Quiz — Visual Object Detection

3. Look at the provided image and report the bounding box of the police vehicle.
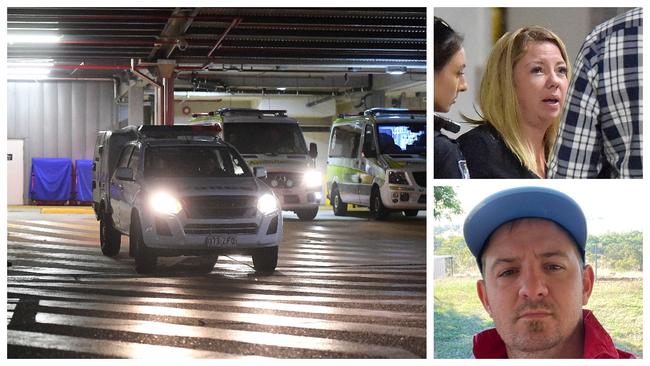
[94,125,282,274]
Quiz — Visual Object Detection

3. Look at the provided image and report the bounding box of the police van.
[92,126,139,219]
[326,108,426,220]
[190,108,322,221]
[93,125,282,274]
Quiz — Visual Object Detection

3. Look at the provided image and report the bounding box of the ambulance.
[326,108,426,220]
[190,108,321,220]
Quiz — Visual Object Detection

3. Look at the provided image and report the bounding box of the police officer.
[434,16,469,179]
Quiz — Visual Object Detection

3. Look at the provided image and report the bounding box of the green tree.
[434,186,462,220]
[586,231,642,272]
[434,235,476,274]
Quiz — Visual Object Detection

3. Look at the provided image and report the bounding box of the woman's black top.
[457,124,538,179]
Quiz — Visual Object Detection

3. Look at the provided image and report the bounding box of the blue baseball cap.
[463,186,587,271]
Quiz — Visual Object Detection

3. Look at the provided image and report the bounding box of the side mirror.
[254,167,267,179]
[115,167,134,181]
[309,142,318,159]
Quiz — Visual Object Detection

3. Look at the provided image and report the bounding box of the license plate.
[205,235,237,249]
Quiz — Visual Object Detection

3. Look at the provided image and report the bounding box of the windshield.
[144,146,251,178]
[376,123,426,155]
[224,123,308,155]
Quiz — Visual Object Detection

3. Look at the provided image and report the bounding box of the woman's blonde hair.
[474,26,570,175]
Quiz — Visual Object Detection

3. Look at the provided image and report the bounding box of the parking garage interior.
[6,8,427,358]
[6,7,426,204]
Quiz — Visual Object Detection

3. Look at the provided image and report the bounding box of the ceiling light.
[8,62,53,80]
[223,65,240,73]
[8,61,54,68]
[386,66,407,75]
[8,75,49,81]
[276,87,286,91]
[7,34,63,44]
[8,67,52,75]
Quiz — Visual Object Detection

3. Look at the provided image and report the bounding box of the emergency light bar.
[337,108,426,119]
[138,125,222,138]
[217,108,287,117]
[364,108,426,117]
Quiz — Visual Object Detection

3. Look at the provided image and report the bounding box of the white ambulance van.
[190,108,322,221]
[326,108,426,220]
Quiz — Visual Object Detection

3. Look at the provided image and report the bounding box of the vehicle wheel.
[403,210,419,217]
[99,214,121,257]
[370,186,390,221]
[296,207,318,221]
[131,215,157,274]
[252,246,278,273]
[331,185,347,216]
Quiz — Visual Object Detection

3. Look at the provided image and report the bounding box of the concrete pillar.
[128,85,144,125]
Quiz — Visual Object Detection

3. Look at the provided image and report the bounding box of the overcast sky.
[438,181,646,235]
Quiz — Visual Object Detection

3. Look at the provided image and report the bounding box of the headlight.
[388,171,408,185]
[303,170,322,188]
[149,191,182,215]
[257,193,278,215]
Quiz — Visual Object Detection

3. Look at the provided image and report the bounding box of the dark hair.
[434,16,464,72]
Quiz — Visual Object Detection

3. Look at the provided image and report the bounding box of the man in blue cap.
[463,186,634,359]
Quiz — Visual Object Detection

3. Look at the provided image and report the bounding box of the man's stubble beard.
[528,320,544,332]
[504,300,563,355]
[510,320,563,354]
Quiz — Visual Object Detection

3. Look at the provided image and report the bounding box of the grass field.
[434,277,643,359]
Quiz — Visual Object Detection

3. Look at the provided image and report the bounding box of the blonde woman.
[458,26,570,178]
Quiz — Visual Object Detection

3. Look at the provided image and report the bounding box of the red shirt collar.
[473,309,635,358]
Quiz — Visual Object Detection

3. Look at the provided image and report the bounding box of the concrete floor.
[7,206,427,358]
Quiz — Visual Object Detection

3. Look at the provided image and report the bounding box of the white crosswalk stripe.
[8,299,20,325]
[8,330,253,358]
[8,215,426,358]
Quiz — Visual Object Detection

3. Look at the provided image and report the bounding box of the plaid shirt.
[548,8,643,178]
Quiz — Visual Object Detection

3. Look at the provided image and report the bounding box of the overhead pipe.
[305,94,336,107]
[175,85,371,99]
[51,64,132,70]
[305,74,372,107]
[136,59,158,67]
[205,17,243,61]
[130,59,161,90]
[131,58,162,125]
[162,8,199,59]
[130,58,182,126]
[13,13,395,23]
[57,39,173,46]
[162,77,175,126]
[157,60,177,126]
[46,63,425,75]
[179,66,425,75]
[33,14,195,22]
[45,63,146,101]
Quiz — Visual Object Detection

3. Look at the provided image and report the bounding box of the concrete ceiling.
[8,7,426,98]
